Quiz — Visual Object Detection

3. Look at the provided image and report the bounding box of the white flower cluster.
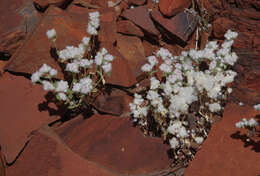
[95,48,114,73]
[31,11,115,109]
[31,64,57,83]
[254,104,260,111]
[87,11,100,36]
[31,63,70,101]
[235,118,258,128]
[130,30,238,161]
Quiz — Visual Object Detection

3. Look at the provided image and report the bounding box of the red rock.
[142,39,159,57]
[121,6,160,36]
[151,10,199,42]
[55,114,180,175]
[159,0,191,17]
[92,89,132,116]
[33,0,71,10]
[128,0,147,6]
[0,0,40,56]
[98,8,117,44]
[117,20,144,37]
[0,73,60,163]
[5,7,91,79]
[116,34,147,78]
[185,103,260,176]
[100,42,136,87]
[0,61,8,76]
[6,125,115,176]
[212,17,236,39]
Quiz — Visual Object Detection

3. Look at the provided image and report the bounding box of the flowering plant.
[129,30,239,164]
[31,11,115,111]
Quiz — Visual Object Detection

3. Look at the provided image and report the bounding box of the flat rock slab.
[5,6,91,79]
[121,6,160,36]
[116,34,147,78]
[159,0,191,17]
[6,125,115,176]
[55,115,179,175]
[0,73,60,163]
[151,10,199,42]
[0,0,40,56]
[117,20,144,37]
[185,103,260,176]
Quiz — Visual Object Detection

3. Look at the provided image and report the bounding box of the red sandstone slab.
[185,103,260,176]
[117,20,144,37]
[55,114,180,175]
[6,125,115,176]
[121,6,160,36]
[116,34,147,78]
[0,73,60,163]
[151,10,199,42]
[159,0,191,17]
[0,0,40,56]
[5,7,91,79]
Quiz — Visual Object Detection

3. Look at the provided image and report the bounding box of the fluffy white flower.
[31,71,42,83]
[156,48,172,60]
[169,137,179,149]
[159,63,172,73]
[254,104,260,110]
[248,118,258,127]
[82,36,90,46]
[49,69,58,76]
[58,92,67,101]
[141,63,153,72]
[208,102,221,112]
[102,62,112,73]
[56,80,69,93]
[150,77,160,89]
[167,121,189,138]
[194,137,204,144]
[87,25,98,35]
[206,41,218,50]
[79,77,93,94]
[224,30,238,40]
[95,52,103,65]
[65,62,79,73]
[79,59,93,68]
[46,29,56,40]
[147,56,158,66]
[72,83,81,92]
[42,81,55,91]
[39,64,51,74]
[104,54,114,62]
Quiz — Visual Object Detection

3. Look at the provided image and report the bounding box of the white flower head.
[82,36,90,46]
[56,80,69,93]
[150,77,160,90]
[65,62,79,73]
[49,69,58,77]
[31,71,42,83]
[141,63,153,72]
[46,29,56,40]
[102,62,112,73]
[58,92,67,101]
[104,54,114,62]
[194,137,204,144]
[254,104,260,111]
[147,56,158,66]
[42,81,55,91]
[39,64,51,74]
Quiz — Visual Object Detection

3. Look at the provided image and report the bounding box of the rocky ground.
[0,0,259,175]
